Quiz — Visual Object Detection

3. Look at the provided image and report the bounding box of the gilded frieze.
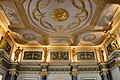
[50,51,69,60]
[77,52,95,60]
[23,51,42,60]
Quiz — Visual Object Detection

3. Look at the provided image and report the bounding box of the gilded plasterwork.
[24,0,93,33]
[51,8,69,22]
[56,0,66,3]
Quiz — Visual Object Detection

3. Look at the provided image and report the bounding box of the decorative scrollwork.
[56,0,66,3]
[27,0,92,32]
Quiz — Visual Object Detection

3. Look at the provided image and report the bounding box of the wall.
[0,67,7,80]
[78,73,101,80]
[47,74,71,80]
[17,73,41,80]
[0,75,2,80]
[111,67,120,80]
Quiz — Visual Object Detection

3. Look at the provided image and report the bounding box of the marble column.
[71,72,78,80]
[42,76,47,80]
[5,70,18,80]
[100,69,112,80]
[40,63,49,80]
[99,63,112,80]
[40,72,48,80]
[71,62,78,80]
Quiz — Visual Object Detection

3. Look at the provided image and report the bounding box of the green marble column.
[99,63,112,80]
[40,63,49,80]
[40,72,48,80]
[5,70,18,80]
[71,71,78,80]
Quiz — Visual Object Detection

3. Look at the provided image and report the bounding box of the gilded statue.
[110,33,116,40]
[14,47,23,62]
[43,47,48,62]
[97,48,104,63]
[72,48,76,62]
[0,31,9,49]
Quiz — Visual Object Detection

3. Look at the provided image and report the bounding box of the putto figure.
[14,47,23,62]
[43,47,48,62]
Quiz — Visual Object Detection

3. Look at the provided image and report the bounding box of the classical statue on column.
[110,33,116,40]
[14,47,23,62]
[72,48,76,62]
[43,47,48,62]
[97,48,104,63]
[110,34,119,49]
[0,31,9,49]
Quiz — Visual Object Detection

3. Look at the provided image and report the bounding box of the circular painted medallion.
[83,34,96,42]
[23,33,36,41]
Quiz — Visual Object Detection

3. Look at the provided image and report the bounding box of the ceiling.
[0,0,120,46]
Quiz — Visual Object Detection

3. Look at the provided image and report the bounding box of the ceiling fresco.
[0,0,120,46]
